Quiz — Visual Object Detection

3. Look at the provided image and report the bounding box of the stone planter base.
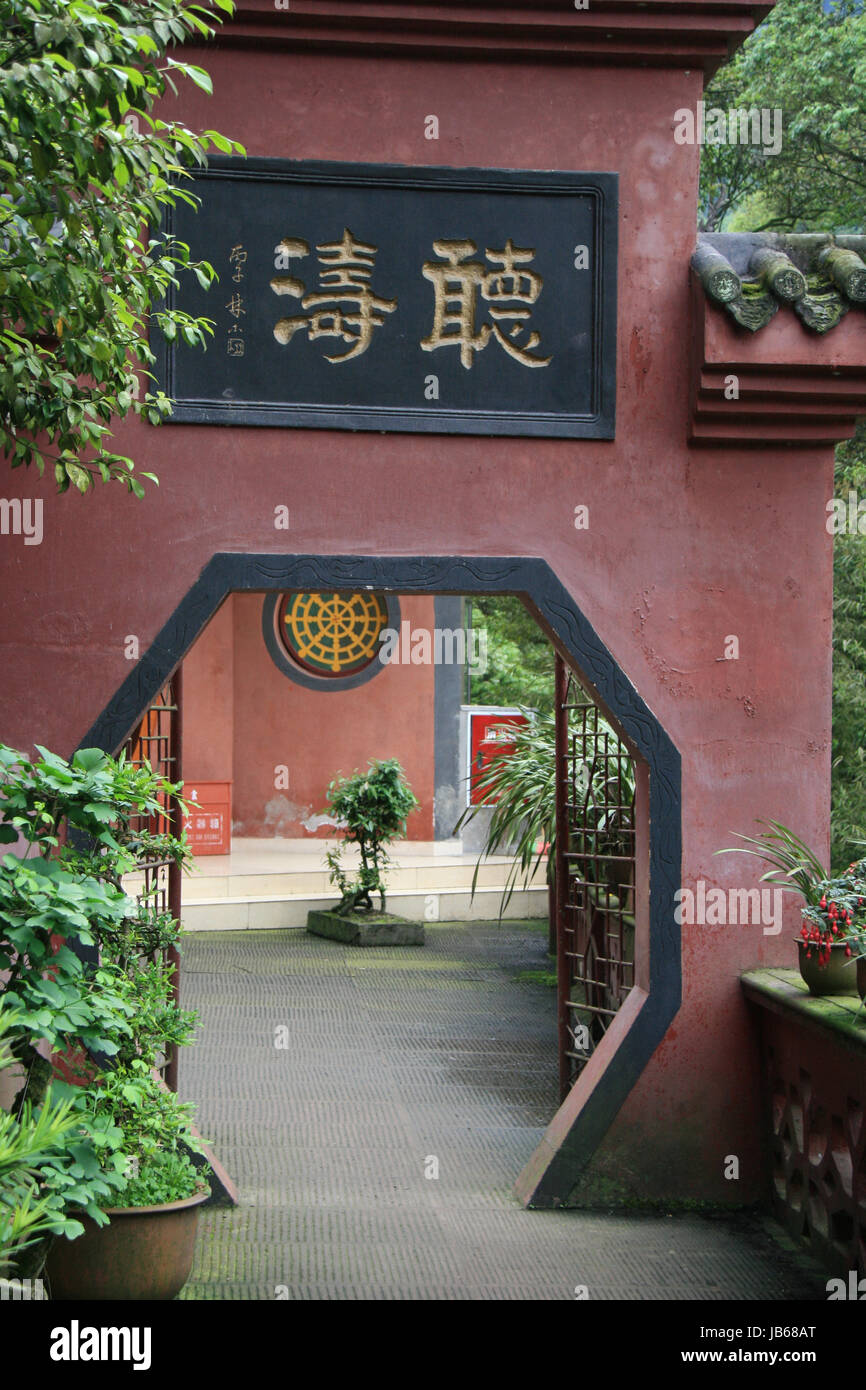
[307,908,425,946]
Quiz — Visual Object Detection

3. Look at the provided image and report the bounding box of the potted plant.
[45,1061,210,1301]
[0,741,211,1298]
[797,871,866,995]
[307,758,423,945]
[44,892,211,1300]
[717,820,862,995]
[0,745,146,1279]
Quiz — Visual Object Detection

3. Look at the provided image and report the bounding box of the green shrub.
[116,1144,201,1209]
[323,759,419,914]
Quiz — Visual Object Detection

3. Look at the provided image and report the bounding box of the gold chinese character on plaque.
[421,238,551,369]
[229,244,247,283]
[270,229,396,363]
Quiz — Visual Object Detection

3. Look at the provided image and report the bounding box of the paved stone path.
[178,922,825,1300]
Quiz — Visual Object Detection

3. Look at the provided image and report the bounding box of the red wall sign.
[468,711,529,806]
[183,781,232,856]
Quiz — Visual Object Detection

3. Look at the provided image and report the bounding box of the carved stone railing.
[742,968,866,1278]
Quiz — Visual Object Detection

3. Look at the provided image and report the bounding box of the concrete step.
[181,883,548,931]
[179,855,536,901]
[125,835,550,932]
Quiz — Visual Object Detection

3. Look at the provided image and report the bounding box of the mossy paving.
[178,923,827,1300]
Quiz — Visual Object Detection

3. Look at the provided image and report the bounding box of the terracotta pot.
[796,937,858,996]
[45,1186,208,1301]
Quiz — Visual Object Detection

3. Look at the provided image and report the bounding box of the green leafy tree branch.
[0,0,243,495]
[700,0,865,232]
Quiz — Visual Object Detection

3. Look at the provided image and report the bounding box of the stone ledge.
[741,967,866,1058]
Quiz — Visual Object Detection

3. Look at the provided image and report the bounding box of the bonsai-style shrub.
[323,759,419,914]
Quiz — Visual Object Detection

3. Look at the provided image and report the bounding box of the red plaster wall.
[0,47,839,1202]
[183,595,235,784]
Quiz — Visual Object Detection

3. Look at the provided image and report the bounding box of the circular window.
[262,591,399,691]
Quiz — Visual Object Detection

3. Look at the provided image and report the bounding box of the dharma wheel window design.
[262,590,399,692]
[281,591,388,675]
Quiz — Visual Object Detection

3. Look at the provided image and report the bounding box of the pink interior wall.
[183,595,235,785]
[184,591,435,838]
[0,48,838,1202]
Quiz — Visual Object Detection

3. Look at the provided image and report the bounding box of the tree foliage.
[700,4,866,868]
[469,596,556,714]
[831,422,866,870]
[0,0,242,495]
[700,0,865,231]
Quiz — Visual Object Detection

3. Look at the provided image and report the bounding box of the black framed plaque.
[154,157,617,439]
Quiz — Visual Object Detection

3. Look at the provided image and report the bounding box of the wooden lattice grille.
[555,656,636,1100]
[119,674,182,1089]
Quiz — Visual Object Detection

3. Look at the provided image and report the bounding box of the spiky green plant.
[0,1002,80,1276]
[455,712,557,917]
[715,820,828,904]
[454,707,636,920]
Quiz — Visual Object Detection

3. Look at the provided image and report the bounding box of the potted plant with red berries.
[797,871,863,996]
[717,821,861,995]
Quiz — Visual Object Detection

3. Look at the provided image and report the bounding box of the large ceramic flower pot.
[7,1233,53,1282]
[45,1187,209,1301]
[796,937,858,996]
